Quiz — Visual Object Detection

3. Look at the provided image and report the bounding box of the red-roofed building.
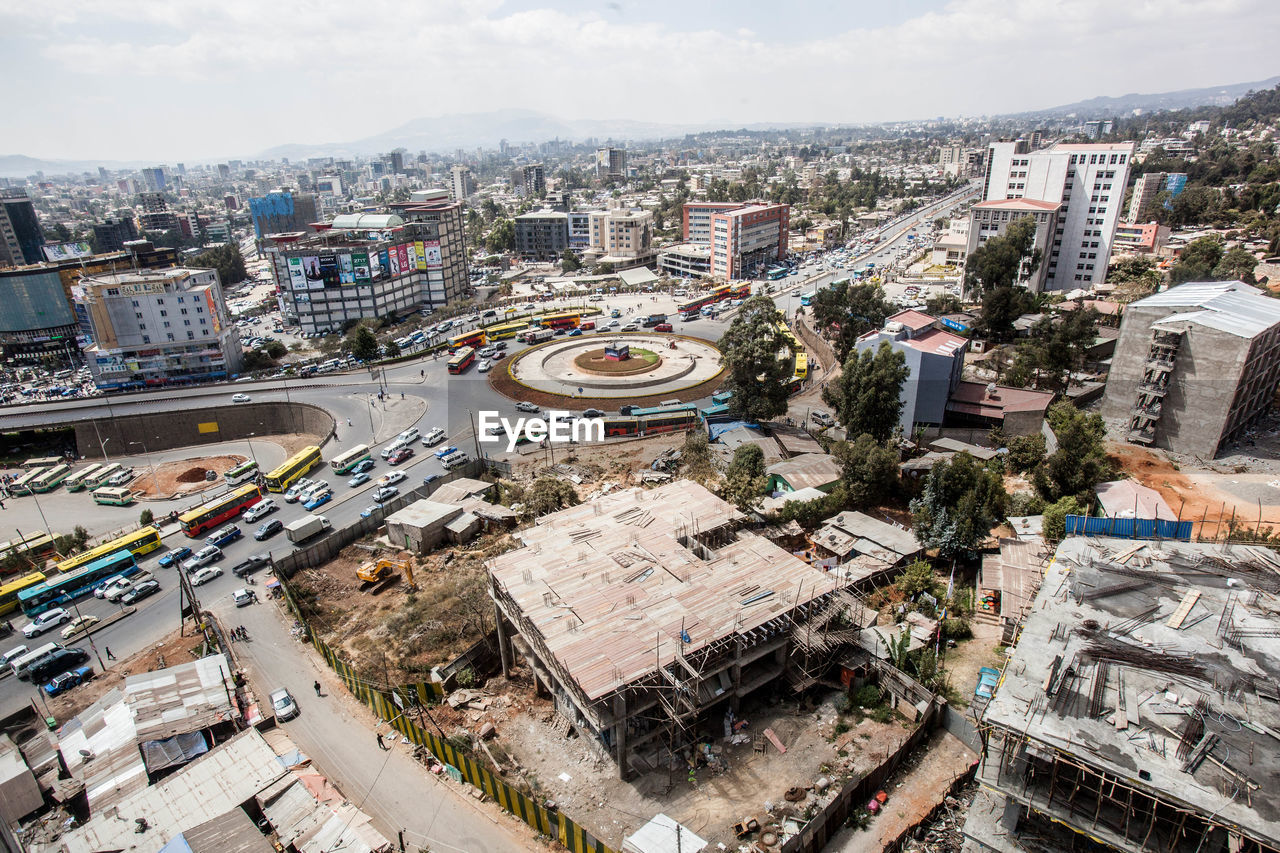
[966,198,1060,293]
[857,311,969,433]
[945,380,1054,436]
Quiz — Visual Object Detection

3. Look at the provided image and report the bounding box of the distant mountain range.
[1005,75,1280,119]
[3,75,1278,177]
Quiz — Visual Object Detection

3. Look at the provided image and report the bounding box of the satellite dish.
[986,382,998,397]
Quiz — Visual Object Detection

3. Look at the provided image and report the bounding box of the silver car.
[270,688,299,721]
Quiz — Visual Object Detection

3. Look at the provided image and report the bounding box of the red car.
[388,447,415,465]
[654,323,673,332]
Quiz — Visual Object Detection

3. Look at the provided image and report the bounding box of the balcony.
[1144,356,1177,373]
[1127,425,1156,445]
[1137,381,1169,398]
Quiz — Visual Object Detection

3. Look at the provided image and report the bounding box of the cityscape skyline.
[2,0,1278,162]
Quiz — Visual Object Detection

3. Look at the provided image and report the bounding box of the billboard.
[42,242,93,262]
[388,247,401,277]
[396,244,410,275]
[301,255,324,289]
[372,249,386,280]
[318,254,340,287]
[352,251,371,283]
[405,242,418,271]
[414,241,427,271]
[421,239,442,270]
[287,257,308,290]
[205,290,220,332]
[339,253,355,284]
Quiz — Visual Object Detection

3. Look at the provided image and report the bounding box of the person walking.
[376,732,388,751]
[105,647,116,661]
[313,680,322,697]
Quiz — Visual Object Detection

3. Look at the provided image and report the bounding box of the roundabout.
[497,333,725,404]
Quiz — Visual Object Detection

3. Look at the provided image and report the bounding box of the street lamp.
[128,439,157,485]
[245,433,260,468]
[58,589,106,670]
[28,492,55,544]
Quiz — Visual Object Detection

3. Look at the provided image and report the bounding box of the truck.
[286,514,332,544]
[524,328,554,344]
[641,314,667,328]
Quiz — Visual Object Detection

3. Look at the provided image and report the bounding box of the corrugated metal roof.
[126,654,238,742]
[824,511,922,559]
[1139,281,1280,339]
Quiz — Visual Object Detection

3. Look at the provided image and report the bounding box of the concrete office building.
[656,244,712,278]
[680,201,789,280]
[141,167,167,192]
[965,198,1060,292]
[586,207,655,268]
[487,481,839,779]
[0,191,46,268]
[595,146,627,181]
[92,218,139,253]
[266,207,468,335]
[855,309,968,433]
[513,210,569,261]
[1113,221,1170,254]
[77,267,242,389]
[965,536,1280,853]
[567,211,592,250]
[449,164,475,202]
[1101,281,1280,458]
[1124,171,1188,224]
[521,164,545,197]
[983,141,1135,290]
[248,191,320,239]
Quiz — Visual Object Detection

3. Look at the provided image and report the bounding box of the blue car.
[353,458,376,474]
[206,525,243,548]
[348,472,372,488]
[423,473,441,485]
[567,328,582,336]
[158,547,193,568]
[44,665,94,697]
[303,491,333,511]
[360,505,379,518]
[433,445,457,460]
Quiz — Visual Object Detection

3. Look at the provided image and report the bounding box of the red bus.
[178,484,263,538]
[677,283,751,315]
[447,329,485,352]
[448,346,476,374]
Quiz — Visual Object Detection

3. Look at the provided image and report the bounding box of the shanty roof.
[979,538,1047,620]
[947,380,1054,418]
[488,481,839,701]
[818,511,922,561]
[766,453,842,492]
[428,477,495,504]
[982,537,1280,848]
[125,654,238,743]
[1095,479,1177,521]
[58,688,147,812]
[1140,281,1280,339]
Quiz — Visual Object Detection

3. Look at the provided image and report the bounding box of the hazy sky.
[2,0,1277,162]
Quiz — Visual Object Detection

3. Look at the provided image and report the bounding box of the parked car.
[254,519,284,540]
[190,566,222,587]
[432,445,457,460]
[348,471,372,487]
[27,648,89,684]
[231,393,251,403]
[232,588,256,607]
[421,428,447,447]
[360,505,380,519]
[515,401,539,413]
[43,665,94,697]
[284,478,315,503]
[582,408,605,418]
[654,323,673,332]
[477,359,492,373]
[232,554,270,577]
[373,486,399,503]
[158,546,192,568]
[182,545,223,571]
[24,608,71,638]
[243,499,277,521]
[423,473,441,485]
[271,687,299,721]
[60,615,99,639]
[95,576,131,598]
[303,490,333,511]
[353,458,376,474]
[121,579,161,605]
[379,470,408,487]
[206,525,242,547]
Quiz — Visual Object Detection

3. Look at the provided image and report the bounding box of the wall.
[72,402,334,459]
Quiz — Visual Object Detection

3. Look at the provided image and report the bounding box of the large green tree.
[192,242,248,285]
[911,452,1008,558]
[1033,402,1113,503]
[1019,308,1100,392]
[717,295,794,422]
[1168,235,1224,284]
[963,216,1041,297]
[485,218,515,253]
[832,433,900,507]
[1213,246,1259,283]
[349,326,379,362]
[810,281,892,361]
[976,285,1036,343]
[822,342,909,443]
[722,444,768,512]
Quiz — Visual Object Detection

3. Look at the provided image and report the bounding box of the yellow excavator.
[356,556,415,591]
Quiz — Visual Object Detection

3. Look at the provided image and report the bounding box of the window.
[135,312,143,319]
[184,319,191,326]
[166,333,175,341]
[159,310,167,317]
[1119,155,1127,163]
[177,296,184,303]
[1075,274,1084,281]
[187,331,195,340]
[131,300,139,307]
[139,323,147,330]
[163,321,170,328]
[142,335,150,343]
[180,308,188,315]
[1110,154,1118,164]
[157,298,164,304]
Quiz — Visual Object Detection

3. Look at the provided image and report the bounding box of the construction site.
[966,536,1280,853]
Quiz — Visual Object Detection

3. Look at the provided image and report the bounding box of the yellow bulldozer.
[356,556,414,591]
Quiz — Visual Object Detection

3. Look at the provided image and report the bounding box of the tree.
[192,242,248,285]
[1042,495,1084,542]
[717,295,794,422]
[810,281,892,360]
[485,219,515,253]
[523,476,579,517]
[822,342,909,443]
[350,326,379,362]
[1005,433,1047,474]
[1108,256,1162,303]
[925,293,963,316]
[139,508,154,526]
[722,444,767,513]
[264,340,287,359]
[560,249,581,273]
[682,430,717,486]
[1213,246,1259,283]
[1033,402,1113,503]
[963,216,1041,297]
[976,284,1035,343]
[832,433,899,507]
[911,452,1008,558]
[382,340,401,359]
[1019,308,1099,391]
[1168,235,1224,284]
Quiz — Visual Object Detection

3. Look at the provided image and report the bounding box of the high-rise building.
[77,266,241,389]
[595,147,627,181]
[521,164,545,197]
[680,201,790,279]
[92,218,140,253]
[141,167,167,192]
[388,151,405,173]
[965,199,1061,293]
[1124,171,1188,224]
[514,211,569,261]
[982,141,1135,290]
[449,165,475,202]
[217,163,231,180]
[0,191,46,268]
[247,191,320,239]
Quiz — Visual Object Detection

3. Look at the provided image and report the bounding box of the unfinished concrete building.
[487,481,844,779]
[1100,281,1280,458]
[966,536,1280,853]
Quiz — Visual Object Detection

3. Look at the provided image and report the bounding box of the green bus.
[91,487,136,506]
[63,463,103,492]
[31,464,72,493]
[329,444,372,475]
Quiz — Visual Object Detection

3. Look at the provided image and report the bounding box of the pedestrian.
[106,646,116,660]
[376,732,388,751]
[314,680,322,697]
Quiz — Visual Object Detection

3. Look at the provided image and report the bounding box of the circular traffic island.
[491,333,726,407]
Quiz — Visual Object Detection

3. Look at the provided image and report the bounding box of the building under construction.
[966,536,1280,853]
[487,481,847,779]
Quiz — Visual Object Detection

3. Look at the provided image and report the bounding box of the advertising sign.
[421,239,443,270]
[339,253,355,284]
[205,290,221,332]
[352,251,371,283]
[371,250,385,280]
[42,242,93,262]
[396,244,410,275]
[287,257,307,290]
[405,242,418,271]
[388,248,400,277]
[301,256,324,289]
[318,254,340,287]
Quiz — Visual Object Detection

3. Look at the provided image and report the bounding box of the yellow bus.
[9,468,48,496]
[55,525,163,575]
[264,445,322,493]
[64,463,103,492]
[0,572,47,617]
[793,351,809,382]
[482,320,528,341]
[91,486,136,506]
[0,532,59,566]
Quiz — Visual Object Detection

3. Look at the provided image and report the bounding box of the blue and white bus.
[18,549,139,616]
[799,291,816,307]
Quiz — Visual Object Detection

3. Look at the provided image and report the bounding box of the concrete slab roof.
[386,499,462,529]
[982,537,1280,848]
[1095,479,1178,521]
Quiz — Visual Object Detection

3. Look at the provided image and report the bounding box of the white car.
[284,478,315,503]
[190,567,222,586]
[299,480,329,501]
[95,575,131,598]
[23,607,71,638]
[421,428,447,447]
[231,393,251,403]
[181,545,222,571]
[477,359,492,373]
[379,470,407,487]
[243,499,277,521]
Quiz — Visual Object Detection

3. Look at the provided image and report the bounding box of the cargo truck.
[286,514,332,544]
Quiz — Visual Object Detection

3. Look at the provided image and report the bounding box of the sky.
[1,0,1277,163]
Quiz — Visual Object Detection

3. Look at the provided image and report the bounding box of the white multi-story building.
[449,165,475,202]
[77,267,242,390]
[982,141,1135,290]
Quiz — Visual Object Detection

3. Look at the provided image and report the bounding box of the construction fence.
[1064,514,1193,541]
[268,465,617,853]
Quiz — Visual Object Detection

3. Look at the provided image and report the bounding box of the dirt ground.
[936,618,1004,711]
[479,671,919,850]
[131,454,247,500]
[42,626,209,723]
[505,431,687,482]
